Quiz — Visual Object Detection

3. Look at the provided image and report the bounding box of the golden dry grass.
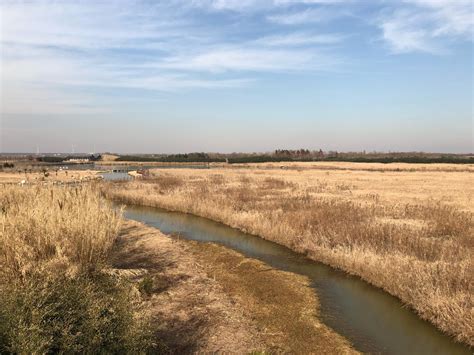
[0,185,121,278]
[102,163,474,346]
[0,169,100,185]
[0,185,151,353]
[210,161,474,173]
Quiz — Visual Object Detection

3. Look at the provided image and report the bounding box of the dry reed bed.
[210,161,474,173]
[0,185,150,353]
[102,167,473,346]
[0,185,121,277]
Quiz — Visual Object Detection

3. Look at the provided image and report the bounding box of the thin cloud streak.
[1,1,345,115]
[158,47,335,72]
[255,32,346,46]
[1,0,472,117]
[267,7,344,25]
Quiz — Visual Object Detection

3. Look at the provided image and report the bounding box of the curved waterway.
[122,204,470,354]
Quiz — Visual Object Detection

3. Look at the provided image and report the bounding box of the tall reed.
[0,185,150,353]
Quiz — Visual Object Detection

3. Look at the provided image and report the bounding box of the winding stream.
[122,204,470,354]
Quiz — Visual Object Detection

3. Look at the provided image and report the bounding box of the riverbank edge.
[114,219,356,353]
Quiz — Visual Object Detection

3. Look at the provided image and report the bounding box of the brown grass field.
[102,162,474,346]
[0,185,154,353]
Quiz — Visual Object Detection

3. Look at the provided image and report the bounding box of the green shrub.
[0,272,152,354]
[138,275,154,296]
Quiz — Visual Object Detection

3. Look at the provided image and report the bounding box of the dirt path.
[111,220,355,353]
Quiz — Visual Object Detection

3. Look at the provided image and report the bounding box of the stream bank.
[113,220,354,353]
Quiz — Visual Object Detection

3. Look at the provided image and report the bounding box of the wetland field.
[102,162,474,348]
[1,161,472,353]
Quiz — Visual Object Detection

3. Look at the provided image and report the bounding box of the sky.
[0,0,472,154]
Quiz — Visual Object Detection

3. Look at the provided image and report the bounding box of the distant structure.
[66,158,90,163]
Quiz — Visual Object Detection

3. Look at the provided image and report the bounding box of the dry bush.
[335,182,352,191]
[143,174,184,192]
[414,204,471,241]
[305,180,329,193]
[238,174,251,184]
[261,177,295,190]
[209,174,226,185]
[224,187,251,210]
[0,185,152,353]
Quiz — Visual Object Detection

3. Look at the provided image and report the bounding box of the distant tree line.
[116,153,226,163]
[115,150,473,164]
[33,151,474,165]
[37,154,102,163]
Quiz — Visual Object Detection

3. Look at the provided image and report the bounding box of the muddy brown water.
[122,204,471,355]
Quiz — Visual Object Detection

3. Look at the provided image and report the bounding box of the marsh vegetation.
[2,161,472,352]
[102,163,473,346]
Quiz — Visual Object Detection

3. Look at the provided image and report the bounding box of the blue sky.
[1,0,472,153]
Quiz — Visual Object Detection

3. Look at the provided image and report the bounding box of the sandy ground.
[112,220,355,354]
[0,169,101,184]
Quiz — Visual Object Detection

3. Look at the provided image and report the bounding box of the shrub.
[0,186,153,353]
[0,273,151,354]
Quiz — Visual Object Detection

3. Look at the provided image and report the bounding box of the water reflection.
[101,172,132,181]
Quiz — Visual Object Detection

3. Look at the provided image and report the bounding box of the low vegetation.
[0,185,151,353]
[102,166,473,346]
[112,151,473,164]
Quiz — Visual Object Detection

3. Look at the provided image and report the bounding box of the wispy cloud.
[189,0,273,12]
[1,0,345,115]
[255,32,345,46]
[267,7,344,25]
[158,47,329,72]
[191,0,350,11]
[379,0,473,54]
[380,10,441,54]
[274,0,351,5]
[1,0,472,117]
